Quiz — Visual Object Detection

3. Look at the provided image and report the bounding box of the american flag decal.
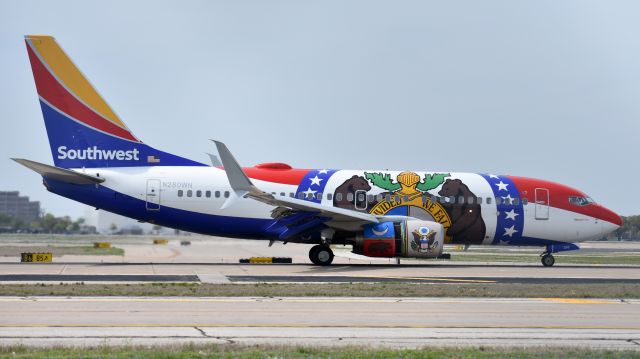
[481,174,525,245]
[147,155,160,163]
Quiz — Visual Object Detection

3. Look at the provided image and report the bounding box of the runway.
[0,296,638,349]
[0,262,638,284]
[1,236,639,349]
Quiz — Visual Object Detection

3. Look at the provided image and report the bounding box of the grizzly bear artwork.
[438,179,486,244]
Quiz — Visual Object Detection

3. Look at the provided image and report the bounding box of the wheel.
[308,245,320,264]
[309,245,334,266]
[541,254,555,267]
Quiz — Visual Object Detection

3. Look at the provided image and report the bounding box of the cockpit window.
[568,196,595,206]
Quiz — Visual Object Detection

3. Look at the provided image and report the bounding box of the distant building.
[0,191,41,223]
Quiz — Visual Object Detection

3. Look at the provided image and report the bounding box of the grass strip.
[0,282,638,298]
[0,344,638,359]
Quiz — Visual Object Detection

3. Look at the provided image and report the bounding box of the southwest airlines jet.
[15,35,622,267]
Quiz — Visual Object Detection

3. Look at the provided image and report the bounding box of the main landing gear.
[541,252,555,267]
[309,245,334,266]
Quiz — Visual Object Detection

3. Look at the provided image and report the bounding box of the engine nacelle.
[352,220,444,258]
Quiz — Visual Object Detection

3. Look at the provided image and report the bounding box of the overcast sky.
[0,0,638,217]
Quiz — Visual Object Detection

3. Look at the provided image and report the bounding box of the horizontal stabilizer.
[12,158,105,185]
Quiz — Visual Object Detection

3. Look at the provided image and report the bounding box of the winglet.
[211,140,260,209]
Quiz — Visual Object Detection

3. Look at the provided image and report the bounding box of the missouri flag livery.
[15,35,622,267]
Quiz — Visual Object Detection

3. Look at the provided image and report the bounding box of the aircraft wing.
[213,140,405,233]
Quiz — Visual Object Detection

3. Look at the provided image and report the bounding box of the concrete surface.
[0,297,638,349]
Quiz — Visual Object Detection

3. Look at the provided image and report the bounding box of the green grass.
[0,245,124,256]
[0,345,637,359]
[0,282,638,298]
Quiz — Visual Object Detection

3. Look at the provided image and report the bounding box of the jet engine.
[351,220,444,258]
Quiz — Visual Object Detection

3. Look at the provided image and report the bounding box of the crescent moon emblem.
[371,226,389,236]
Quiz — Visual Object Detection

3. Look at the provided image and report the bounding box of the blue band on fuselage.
[44,177,271,238]
[481,174,525,245]
[295,169,337,202]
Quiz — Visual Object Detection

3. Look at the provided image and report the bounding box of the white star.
[503,225,517,237]
[309,176,323,186]
[318,169,329,174]
[303,188,317,198]
[489,174,499,179]
[495,181,509,191]
[504,209,519,221]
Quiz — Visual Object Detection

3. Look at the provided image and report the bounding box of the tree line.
[616,215,640,240]
[0,213,94,234]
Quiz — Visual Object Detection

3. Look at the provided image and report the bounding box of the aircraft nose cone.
[598,206,622,237]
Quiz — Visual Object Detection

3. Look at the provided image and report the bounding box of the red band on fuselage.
[244,167,310,186]
[508,176,621,226]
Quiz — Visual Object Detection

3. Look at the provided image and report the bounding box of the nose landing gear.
[309,245,334,266]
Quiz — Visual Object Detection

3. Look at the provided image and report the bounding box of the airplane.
[14,35,622,267]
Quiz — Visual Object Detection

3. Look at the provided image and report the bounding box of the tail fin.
[25,35,203,168]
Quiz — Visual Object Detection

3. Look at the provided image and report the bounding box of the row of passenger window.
[177,189,230,198]
[176,189,528,206]
[266,191,527,206]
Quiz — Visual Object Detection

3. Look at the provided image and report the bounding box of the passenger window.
[205,191,211,198]
[403,195,409,201]
[367,194,375,202]
[385,194,392,202]
[215,191,220,198]
[298,193,305,199]
[187,190,193,197]
[476,197,482,204]
[327,193,333,201]
[504,197,511,205]
[178,190,183,197]
[513,198,520,205]
[458,196,465,204]
[358,193,366,202]
[522,198,528,205]
[316,193,323,200]
[196,190,202,198]
[395,195,402,202]
[449,196,455,204]
[224,191,230,198]
[290,192,294,197]
[486,197,492,204]
[335,193,342,201]
[280,192,285,196]
[440,196,448,204]
[495,197,502,205]
[468,196,475,204]
[347,193,354,202]
[376,194,383,202]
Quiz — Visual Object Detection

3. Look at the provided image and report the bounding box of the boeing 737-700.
[14,35,622,266]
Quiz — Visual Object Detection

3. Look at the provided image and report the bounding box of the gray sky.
[0,0,638,217]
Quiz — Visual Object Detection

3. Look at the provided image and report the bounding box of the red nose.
[599,206,622,227]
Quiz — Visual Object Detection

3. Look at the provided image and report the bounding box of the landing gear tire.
[309,245,334,266]
[541,254,555,267]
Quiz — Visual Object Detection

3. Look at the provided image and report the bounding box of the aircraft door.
[355,190,368,210]
[146,179,161,211]
[534,188,549,220]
